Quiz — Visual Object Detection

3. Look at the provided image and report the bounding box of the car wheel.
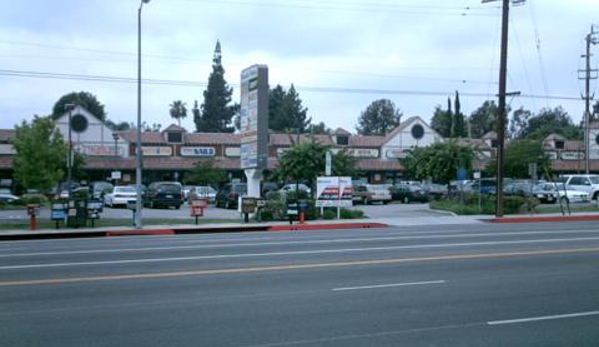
[175,204,181,210]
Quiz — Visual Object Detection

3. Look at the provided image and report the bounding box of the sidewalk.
[2,211,599,241]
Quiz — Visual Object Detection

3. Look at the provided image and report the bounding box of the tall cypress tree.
[453,91,466,137]
[195,41,235,133]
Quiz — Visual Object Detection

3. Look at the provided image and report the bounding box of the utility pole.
[579,25,598,174]
[482,0,524,217]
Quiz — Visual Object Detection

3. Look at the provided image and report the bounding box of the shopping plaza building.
[1,105,598,187]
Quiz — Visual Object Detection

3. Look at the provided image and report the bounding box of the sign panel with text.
[240,65,269,169]
[315,176,353,208]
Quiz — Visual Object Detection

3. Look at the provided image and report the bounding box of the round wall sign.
[71,114,88,133]
[411,124,424,140]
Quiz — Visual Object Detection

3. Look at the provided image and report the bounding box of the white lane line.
[487,311,599,325]
[333,280,446,291]
[4,230,599,258]
[2,236,599,270]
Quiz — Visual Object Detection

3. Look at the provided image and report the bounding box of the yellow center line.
[2,247,599,287]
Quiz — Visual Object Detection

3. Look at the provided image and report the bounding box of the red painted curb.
[105,229,175,237]
[268,222,388,232]
[490,215,599,224]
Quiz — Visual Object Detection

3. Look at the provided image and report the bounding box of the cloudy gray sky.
[0,0,597,133]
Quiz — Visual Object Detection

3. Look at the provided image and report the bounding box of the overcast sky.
[1,0,597,134]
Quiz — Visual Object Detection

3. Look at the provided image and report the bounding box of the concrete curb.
[489,214,599,224]
[0,221,388,241]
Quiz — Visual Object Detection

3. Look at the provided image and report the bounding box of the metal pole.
[68,107,72,190]
[494,0,510,217]
[585,29,591,174]
[113,133,118,185]
[64,104,75,194]
[584,25,598,174]
[135,0,150,229]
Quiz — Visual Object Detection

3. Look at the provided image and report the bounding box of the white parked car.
[103,185,138,208]
[558,174,599,201]
[536,183,589,204]
[280,183,311,195]
[0,193,20,204]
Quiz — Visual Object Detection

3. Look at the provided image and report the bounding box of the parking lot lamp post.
[64,103,76,195]
[112,132,119,185]
[136,0,151,229]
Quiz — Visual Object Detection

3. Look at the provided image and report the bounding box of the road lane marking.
[4,229,599,258]
[3,236,599,270]
[487,311,599,325]
[0,247,598,287]
[332,280,446,291]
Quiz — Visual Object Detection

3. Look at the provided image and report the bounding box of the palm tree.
[169,100,187,127]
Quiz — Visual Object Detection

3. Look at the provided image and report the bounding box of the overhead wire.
[510,11,537,111]
[170,0,497,16]
[0,68,579,101]
[528,0,550,108]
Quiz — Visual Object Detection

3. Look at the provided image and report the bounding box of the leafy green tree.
[277,143,355,193]
[52,91,107,121]
[308,121,332,135]
[169,100,187,127]
[400,140,475,185]
[356,99,402,136]
[105,121,131,131]
[184,159,227,186]
[126,121,161,132]
[486,139,550,179]
[195,41,235,133]
[508,107,533,139]
[468,100,508,138]
[268,84,310,132]
[516,106,582,140]
[13,116,67,191]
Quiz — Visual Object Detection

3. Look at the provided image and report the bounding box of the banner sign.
[141,146,172,156]
[560,151,584,160]
[180,147,215,157]
[330,148,379,158]
[224,147,240,157]
[315,176,353,208]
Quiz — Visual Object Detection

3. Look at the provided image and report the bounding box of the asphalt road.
[1,222,599,346]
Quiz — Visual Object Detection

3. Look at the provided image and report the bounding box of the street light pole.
[136,0,151,229]
[112,132,119,185]
[64,104,75,194]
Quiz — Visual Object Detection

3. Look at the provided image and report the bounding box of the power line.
[170,0,497,16]
[0,68,579,101]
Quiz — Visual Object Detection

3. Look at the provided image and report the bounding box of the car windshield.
[115,186,136,193]
[158,184,181,192]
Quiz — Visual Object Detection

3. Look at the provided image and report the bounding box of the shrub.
[430,193,538,215]
[19,193,49,205]
[322,209,336,219]
[340,208,364,219]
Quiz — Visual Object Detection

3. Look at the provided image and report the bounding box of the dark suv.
[143,181,183,209]
[215,183,247,209]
